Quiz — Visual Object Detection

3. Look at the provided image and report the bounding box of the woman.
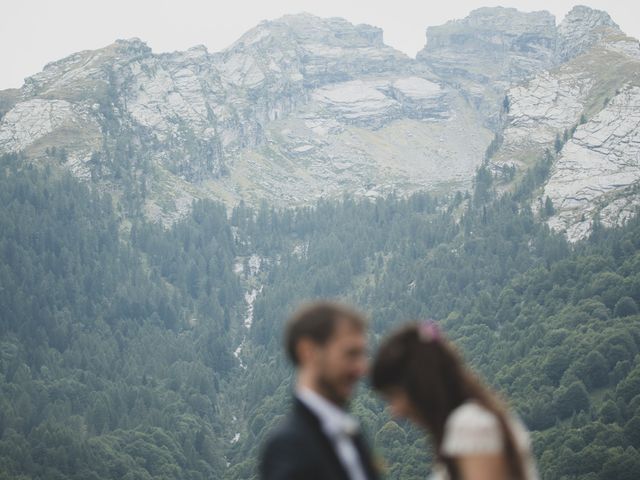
[371,321,538,480]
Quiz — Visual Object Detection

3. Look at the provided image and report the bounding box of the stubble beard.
[317,370,352,408]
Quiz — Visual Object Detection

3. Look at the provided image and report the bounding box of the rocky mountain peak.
[557,5,621,61]
[420,7,556,53]
[226,13,386,52]
[559,5,618,33]
[21,37,154,100]
[112,37,153,55]
[275,13,384,47]
[459,6,555,32]
[417,7,556,81]
[416,7,557,128]
[219,12,409,92]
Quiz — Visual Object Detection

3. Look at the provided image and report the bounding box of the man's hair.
[285,301,367,365]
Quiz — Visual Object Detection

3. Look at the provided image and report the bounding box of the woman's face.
[385,387,421,423]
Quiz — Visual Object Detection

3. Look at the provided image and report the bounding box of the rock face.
[556,6,620,62]
[0,7,638,235]
[415,6,624,129]
[418,7,557,84]
[417,7,558,127]
[544,86,640,241]
[489,10,640,241]
[498,69,594,161]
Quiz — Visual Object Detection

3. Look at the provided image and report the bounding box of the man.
[259,302,379,480]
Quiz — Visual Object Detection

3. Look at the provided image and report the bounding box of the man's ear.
[296,337,317,366]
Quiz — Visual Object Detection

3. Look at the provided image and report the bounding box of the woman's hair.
[371,323,525,480]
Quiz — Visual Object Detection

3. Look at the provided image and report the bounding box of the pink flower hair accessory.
[418,320,441,343]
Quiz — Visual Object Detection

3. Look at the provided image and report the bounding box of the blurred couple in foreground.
[259,302,538,480]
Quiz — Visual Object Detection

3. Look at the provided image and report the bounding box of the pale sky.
[2,0,639,90]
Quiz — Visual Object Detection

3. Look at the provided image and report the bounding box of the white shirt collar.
[296,385,359,438]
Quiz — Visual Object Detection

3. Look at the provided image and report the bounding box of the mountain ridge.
[0,6,638,238]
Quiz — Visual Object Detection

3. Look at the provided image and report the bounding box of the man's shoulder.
[265,417,305,445]
[264,403,317,448]
[259,405,321,479]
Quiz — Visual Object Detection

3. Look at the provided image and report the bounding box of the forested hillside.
[0,153,243,479]
[222,158,640,479]
[1,151,639,479]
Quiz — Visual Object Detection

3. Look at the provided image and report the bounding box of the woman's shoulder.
[445,402,502,439]
[447,402,500,430]
[442,402,515,456]
[442,402,538,478]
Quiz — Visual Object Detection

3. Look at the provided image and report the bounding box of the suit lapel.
[353,432,379,480]
[293,397,379,480]
[293,398,351,480]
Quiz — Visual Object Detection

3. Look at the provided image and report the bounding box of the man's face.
[312,320,368,406]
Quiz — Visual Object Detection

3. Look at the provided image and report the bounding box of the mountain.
[0,14,493,220]
[3,6,637,236]
[491,6,640,240]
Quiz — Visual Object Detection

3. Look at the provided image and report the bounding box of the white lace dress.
[429,402,539,480]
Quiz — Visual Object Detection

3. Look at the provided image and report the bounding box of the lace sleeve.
[441,403,503,456]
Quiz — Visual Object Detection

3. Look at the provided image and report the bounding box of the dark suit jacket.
[259,398,379,480]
